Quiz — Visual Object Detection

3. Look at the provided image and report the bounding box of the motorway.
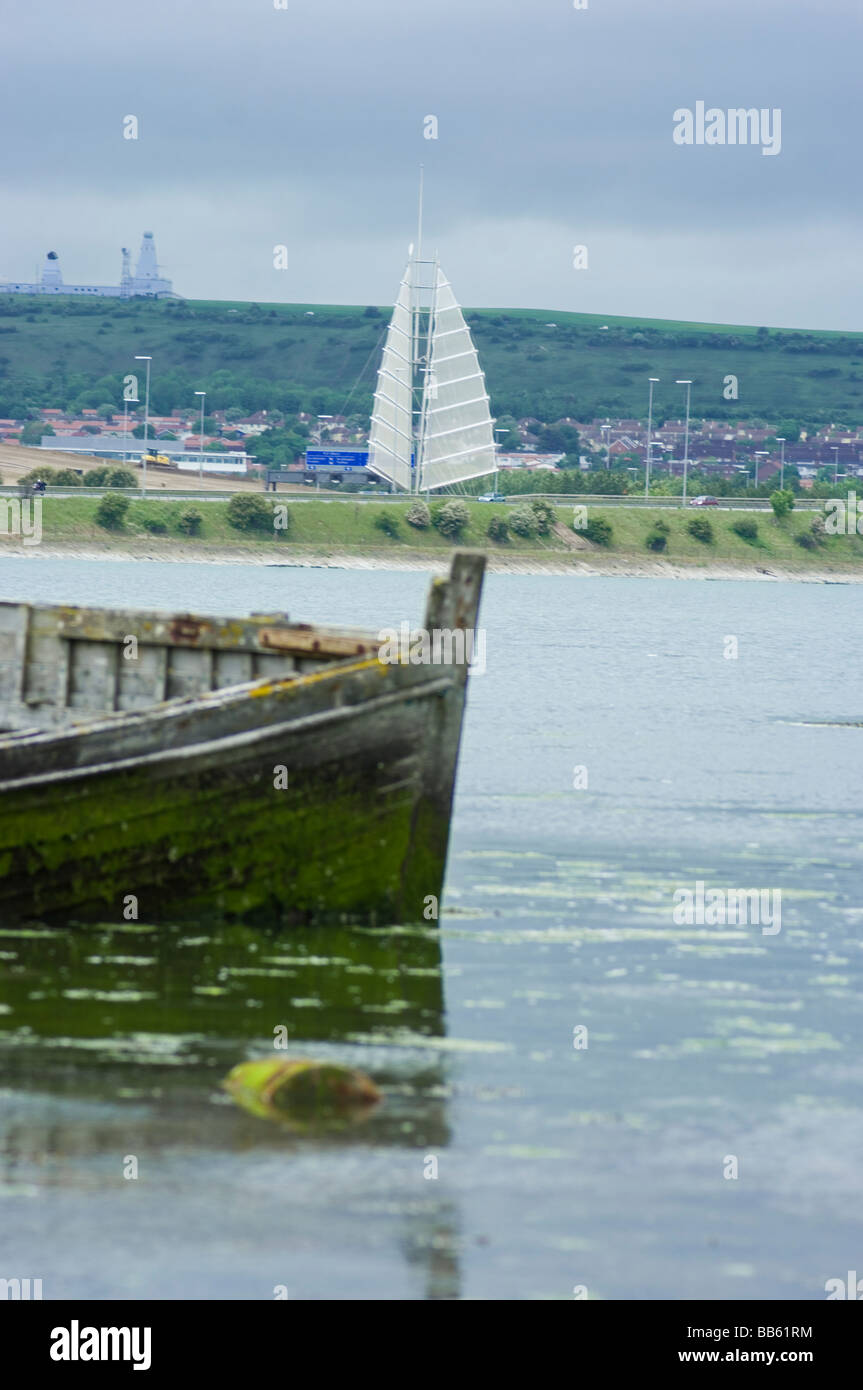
[0,485,819,510]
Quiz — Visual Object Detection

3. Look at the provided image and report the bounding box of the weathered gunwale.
[0,663,456,792]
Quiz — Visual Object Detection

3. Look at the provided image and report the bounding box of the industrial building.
[1,232,174,298]
[38,437,248,473]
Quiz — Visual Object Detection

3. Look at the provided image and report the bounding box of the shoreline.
[2,538,862,582]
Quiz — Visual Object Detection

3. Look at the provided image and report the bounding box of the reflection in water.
[402,1201,463,1302]
[0,919,460,1299]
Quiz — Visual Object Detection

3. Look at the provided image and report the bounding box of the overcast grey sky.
[1,0,860,329]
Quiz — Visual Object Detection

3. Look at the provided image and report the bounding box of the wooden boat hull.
[0,553,484,926]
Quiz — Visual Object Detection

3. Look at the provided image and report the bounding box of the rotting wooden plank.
[23,607,70,711]
[68,639,120,713]
[213,650,256,689]
[259,628,375,659]
[250,651,301,680]
[166,646,215,700]
[0,604,28,711]
[117,644,169,712]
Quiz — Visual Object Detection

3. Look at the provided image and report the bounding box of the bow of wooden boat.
[0,551,485,927]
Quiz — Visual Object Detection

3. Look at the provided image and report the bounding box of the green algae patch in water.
[222,1057,382,1127]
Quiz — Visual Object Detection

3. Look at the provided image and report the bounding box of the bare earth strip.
[1,537,861,582]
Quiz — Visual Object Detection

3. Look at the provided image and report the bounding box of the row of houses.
[541,417,863,474]
[537,416,863,448]
[4,404,863,477]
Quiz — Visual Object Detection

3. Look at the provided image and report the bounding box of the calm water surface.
[1,557,861,1299]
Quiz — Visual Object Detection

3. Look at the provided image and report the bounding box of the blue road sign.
[305,449,369,470]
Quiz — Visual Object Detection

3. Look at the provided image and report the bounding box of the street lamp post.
[776,437,786,491]
[134,355,152,495]
[601,423,610,469]
[195,391,206,482]
[494,427,507,494]
[676,380,692,507]
[754,450,768,489]
[645,377,659,499]
[316,414,333,492]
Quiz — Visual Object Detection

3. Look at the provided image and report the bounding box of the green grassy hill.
[1,293,862,428]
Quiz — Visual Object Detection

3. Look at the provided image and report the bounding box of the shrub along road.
[3,495,861,579]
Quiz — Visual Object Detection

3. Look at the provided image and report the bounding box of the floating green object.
[222,1057,382,1124]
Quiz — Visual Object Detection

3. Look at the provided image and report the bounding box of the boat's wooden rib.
[0,551,485,927]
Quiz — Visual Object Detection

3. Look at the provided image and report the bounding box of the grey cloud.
[0,0,860,327]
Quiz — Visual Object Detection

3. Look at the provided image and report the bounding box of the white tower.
[131,231,172,296]
[41,251,63,291]
[120,247,132,296]
[134,231,158,284]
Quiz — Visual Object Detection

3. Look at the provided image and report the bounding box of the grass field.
[2,294,863,428]
[11,495,862,576]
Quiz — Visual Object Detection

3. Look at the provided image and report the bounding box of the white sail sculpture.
[368,247,497,493]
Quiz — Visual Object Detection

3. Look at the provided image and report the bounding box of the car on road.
[689,495,719,507]
[478,492,507,503]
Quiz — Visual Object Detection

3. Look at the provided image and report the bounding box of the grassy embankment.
[4,294,863,425]
[13,495,863,575]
